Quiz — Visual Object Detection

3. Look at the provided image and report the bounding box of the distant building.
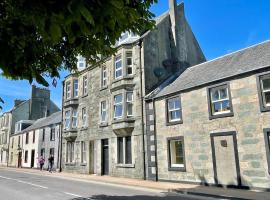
[9,111,61,170]
[5,85,60,167]
[145,40,270,189]
[0,111,12,166]
[61,0,205,178]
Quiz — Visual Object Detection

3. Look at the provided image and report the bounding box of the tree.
[0,97,4,111]
[0,0,157,86]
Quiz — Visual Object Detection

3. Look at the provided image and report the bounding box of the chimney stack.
[169,0,177,44]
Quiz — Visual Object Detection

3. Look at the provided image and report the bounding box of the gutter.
[59,81,65,172]
[139,39,146,180]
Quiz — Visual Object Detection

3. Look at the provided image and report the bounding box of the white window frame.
[126,51,133,75]
[101,66,107,87]
[66,81,71,99]
[169,139,185,168]
[83,75,88,95]
[82,107,87,127]
[167,97,181,122]
[81,141,86,163]
[114,94,123,119]
[210,85,231,115]
[72,109,78,128]
[117,136,132,164]
[261,75,270,107]
[126,92,134,117]
[100,101,107,123]
[114,55,122,79]
[73,79,79,98]
[64,110,71,130]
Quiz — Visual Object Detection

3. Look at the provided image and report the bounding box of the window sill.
[112,118,135,124]
[166,120,183,126]
[64,128,78,133]
[80,163,87,166]
[65,163,76,166]
[99,123,108,127]
[260,106,270,112]
[81,94,88,98]
[112,76,134,84]
[116,163,135,168]
[209,112,234,120]
[168,167,186,172]
[100,86,108,91]
[80,127,88,131]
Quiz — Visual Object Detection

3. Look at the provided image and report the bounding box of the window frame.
[81,141,87,163]
[264,128,270,174]
[24,150,28,163]
[114,55,122,79]
[167,136,186,172]
[71,109,78,128]
[66,81,71,100]
[257,72,270,112]
[100,101,107,123]
[126,92,134,117]
[66,141,75,163]
[114,94,123,119]
[73,79,79,98]
[126,51,133,76]
[25,132,29,144]
[101,66,108,88]
[117,136,132,165]
[50,128,55,141]
[82,75,88,96]
[166,95,183,125]
[82,107,87,127]
[207,82,234,119]
[64,110,71,130]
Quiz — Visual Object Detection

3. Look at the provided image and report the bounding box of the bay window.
[114,94,123,119]
[64,110,71,130]
[115,55,122,79]
[73,79,78,98]
[72,109,78,128]
[126,52,133,75]
[126,92,133,117]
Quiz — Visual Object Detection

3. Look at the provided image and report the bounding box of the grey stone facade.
[146,41,270,189]
[61,1,205,179]
[0,111,12,166]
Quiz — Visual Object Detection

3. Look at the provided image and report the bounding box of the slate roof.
[22,111,62,133]
[154,40,270,98]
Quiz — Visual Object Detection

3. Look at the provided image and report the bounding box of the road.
[0,168,221,200]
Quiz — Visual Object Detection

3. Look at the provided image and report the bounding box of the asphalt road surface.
[0,168,221,200]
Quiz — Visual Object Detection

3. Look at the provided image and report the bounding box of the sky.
[1,0,270,113]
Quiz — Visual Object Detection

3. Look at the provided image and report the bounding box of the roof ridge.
[186,39,270,71]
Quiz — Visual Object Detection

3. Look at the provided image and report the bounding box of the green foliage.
[0,0,157,86]
[0,97,3,110]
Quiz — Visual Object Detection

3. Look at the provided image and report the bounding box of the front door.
[101,139,109,175]
[18,152,22,168]
[211,132,241,186]
[30,150,35,168]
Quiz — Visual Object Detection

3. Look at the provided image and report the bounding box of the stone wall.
[154,72,270,188]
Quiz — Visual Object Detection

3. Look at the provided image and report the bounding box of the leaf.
[110,0,123,9]
[49,22,62,43]
[0,97,4,104]
[80,7,94,25]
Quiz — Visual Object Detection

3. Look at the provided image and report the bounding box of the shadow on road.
[71,193,198,200]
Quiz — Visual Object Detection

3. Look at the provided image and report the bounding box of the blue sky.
[0,0,270,113]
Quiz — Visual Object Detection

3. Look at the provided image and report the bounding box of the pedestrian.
[48,154,54,173]
[38,156,45,171]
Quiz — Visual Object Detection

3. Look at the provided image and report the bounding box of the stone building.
[9,111,61,169]
[7,85,60,167]
[0,111,12,166]
[145,40,270,189]
[61,0,205,178]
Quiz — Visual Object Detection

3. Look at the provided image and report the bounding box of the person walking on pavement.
[48,154,54,173]
[38,156,45,171]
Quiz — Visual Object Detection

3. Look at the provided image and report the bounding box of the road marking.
[64,192,82,197]
[0,175,48,189]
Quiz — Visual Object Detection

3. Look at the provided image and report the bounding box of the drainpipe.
[59,81,65,172]
[139,40,146,180]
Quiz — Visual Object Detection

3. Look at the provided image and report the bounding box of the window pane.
[125,136,132,164]
[170,140,184,167]
[212,102,222,113]
[220,88,228,99]
[262,78,270,90]
[265,91,270,105]
[221,100,230,111]
[115,95,122,104]
[126,92,133,102]
[211,89,219,101]
[170,110,180,120]
[114,105,123,118]
[118,137,123,164]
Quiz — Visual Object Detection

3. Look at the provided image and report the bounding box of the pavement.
[0,167,269,200]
